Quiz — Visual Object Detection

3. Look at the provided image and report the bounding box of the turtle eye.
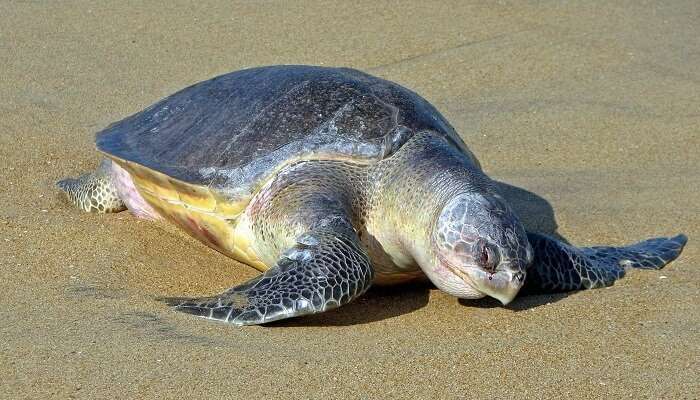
[475,240,499,272]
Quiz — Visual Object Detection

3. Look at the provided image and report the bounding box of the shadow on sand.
[271,181,575,327]
[493,180,569,244]
[271,282,433,327]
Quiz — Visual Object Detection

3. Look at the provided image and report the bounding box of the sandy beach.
[1,1,698,398]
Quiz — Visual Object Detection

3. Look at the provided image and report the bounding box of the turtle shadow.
[458,291,572,311]
[267,282,432,327]
[492,180,569,244]
[270,284,570,327]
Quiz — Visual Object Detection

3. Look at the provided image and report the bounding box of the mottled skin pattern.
[57,65,688,326]
[163,218,373,325]
[56,160,126,213]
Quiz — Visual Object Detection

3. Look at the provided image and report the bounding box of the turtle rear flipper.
[522,232,687,294]
[162,218,374,325]
[57,159,126,213]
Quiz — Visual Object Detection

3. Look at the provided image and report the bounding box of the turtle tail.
[522,233,688,294]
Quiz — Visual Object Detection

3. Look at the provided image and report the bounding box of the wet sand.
[1,1,698,399]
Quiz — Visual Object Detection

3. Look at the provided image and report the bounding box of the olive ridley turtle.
[58,65,687,325]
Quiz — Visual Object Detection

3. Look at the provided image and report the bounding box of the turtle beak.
[439,260,525,305]
[476,270,525,305]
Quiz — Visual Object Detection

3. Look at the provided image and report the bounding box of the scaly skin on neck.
[366,131,530,301]
[365,132,492,274]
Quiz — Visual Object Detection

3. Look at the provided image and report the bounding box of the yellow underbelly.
[110,157,269,271]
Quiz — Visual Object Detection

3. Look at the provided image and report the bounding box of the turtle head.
[426,192,533,305]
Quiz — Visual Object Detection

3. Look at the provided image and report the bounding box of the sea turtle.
[58,65,687,326]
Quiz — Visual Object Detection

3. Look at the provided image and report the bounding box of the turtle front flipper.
[522,232,687,294]
[57,159,126,213]
[162,218,374,325]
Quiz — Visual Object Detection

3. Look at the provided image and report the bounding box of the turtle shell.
[98,65,471,202]
[96,66,472,267]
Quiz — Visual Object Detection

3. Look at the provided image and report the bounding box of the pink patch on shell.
[110,162,161,220]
